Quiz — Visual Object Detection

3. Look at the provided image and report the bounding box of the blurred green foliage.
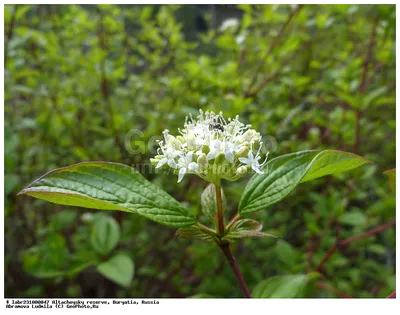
[4,4,395,298]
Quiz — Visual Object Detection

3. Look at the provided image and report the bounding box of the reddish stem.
[317,282,353,298]
[313,220,395,272]
[218,242,252,298]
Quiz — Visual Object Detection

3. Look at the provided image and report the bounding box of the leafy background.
[4,4,395,298]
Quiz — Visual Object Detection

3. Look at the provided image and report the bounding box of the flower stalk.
[215,180,251,298]
[218,242,252,298]
[215,180,225,236]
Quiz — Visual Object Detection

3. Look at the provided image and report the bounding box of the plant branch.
[353,15,378,153]
[244,37,312,99]
[97,9,124,157]
[244,55,292,98]
[316,281,353,298]
[313,220,395,273]
[218,242,252,298]
[340,220,395,246]
[359,15,379,94]
[5,4,19,66]
[244,4,303,97]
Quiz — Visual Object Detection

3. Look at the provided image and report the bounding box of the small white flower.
[207,139,223,161]
[236,34,246,45]
[224,141,235,163]
[242,129,261,144]
[177,151,199,183]
[239,151,268,174]
[156,146,180,169]
[220,18,239,32]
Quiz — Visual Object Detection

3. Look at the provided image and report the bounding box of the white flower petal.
[252,165,263,174]
[239,157,250,164]
[178,167,187,183]
[207,151,217,160]
[225,150,234,163]
[186,151,193,163]
[168,159,177,169]
[188,162,199,173]
[156,158,168,169]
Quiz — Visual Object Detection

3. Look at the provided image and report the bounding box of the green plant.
[5,4,395,298]
[19,110,373,297]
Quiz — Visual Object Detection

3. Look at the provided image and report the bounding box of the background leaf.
[96,253,135,288]
[383,169,395,193]
[90,215,120,255]
[338,211,367,226]
[252,274,309,298]
[22,233,93,279]
[275,240,298,268]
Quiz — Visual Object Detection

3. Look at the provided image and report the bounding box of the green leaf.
[367,244,387,255]
[384,169,395,193]
[276,240,297,267]
[175,225,216,242]
[200,184,217,224]
[22,233,69,278]
[338,211,367,226]
[15,5,32,21]
[222,219,279,242]
[51,210,78,230]
[239,150,372,215]
[252,274,308,298]
[362,86,387,110]
[5,173,19,195]
[200,184,227,225]
[90,215,120,255]
[18,162,196,228]
[96,253,134,288]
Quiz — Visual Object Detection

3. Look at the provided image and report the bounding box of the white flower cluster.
[150,110,269,183]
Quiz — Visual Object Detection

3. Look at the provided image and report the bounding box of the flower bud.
[243,129,261,143]
[202,144,210,155]
[236,165,248,176]
[215,152,226,165]
[187,135,196,150]
[234,135,245,145]
[197,153,208,168]
[81,213,94,223]
[167,136,181,150]
[236,146,249,158]
[176,136,185,143]
[226,125,234,134]
[150,158,159,166]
